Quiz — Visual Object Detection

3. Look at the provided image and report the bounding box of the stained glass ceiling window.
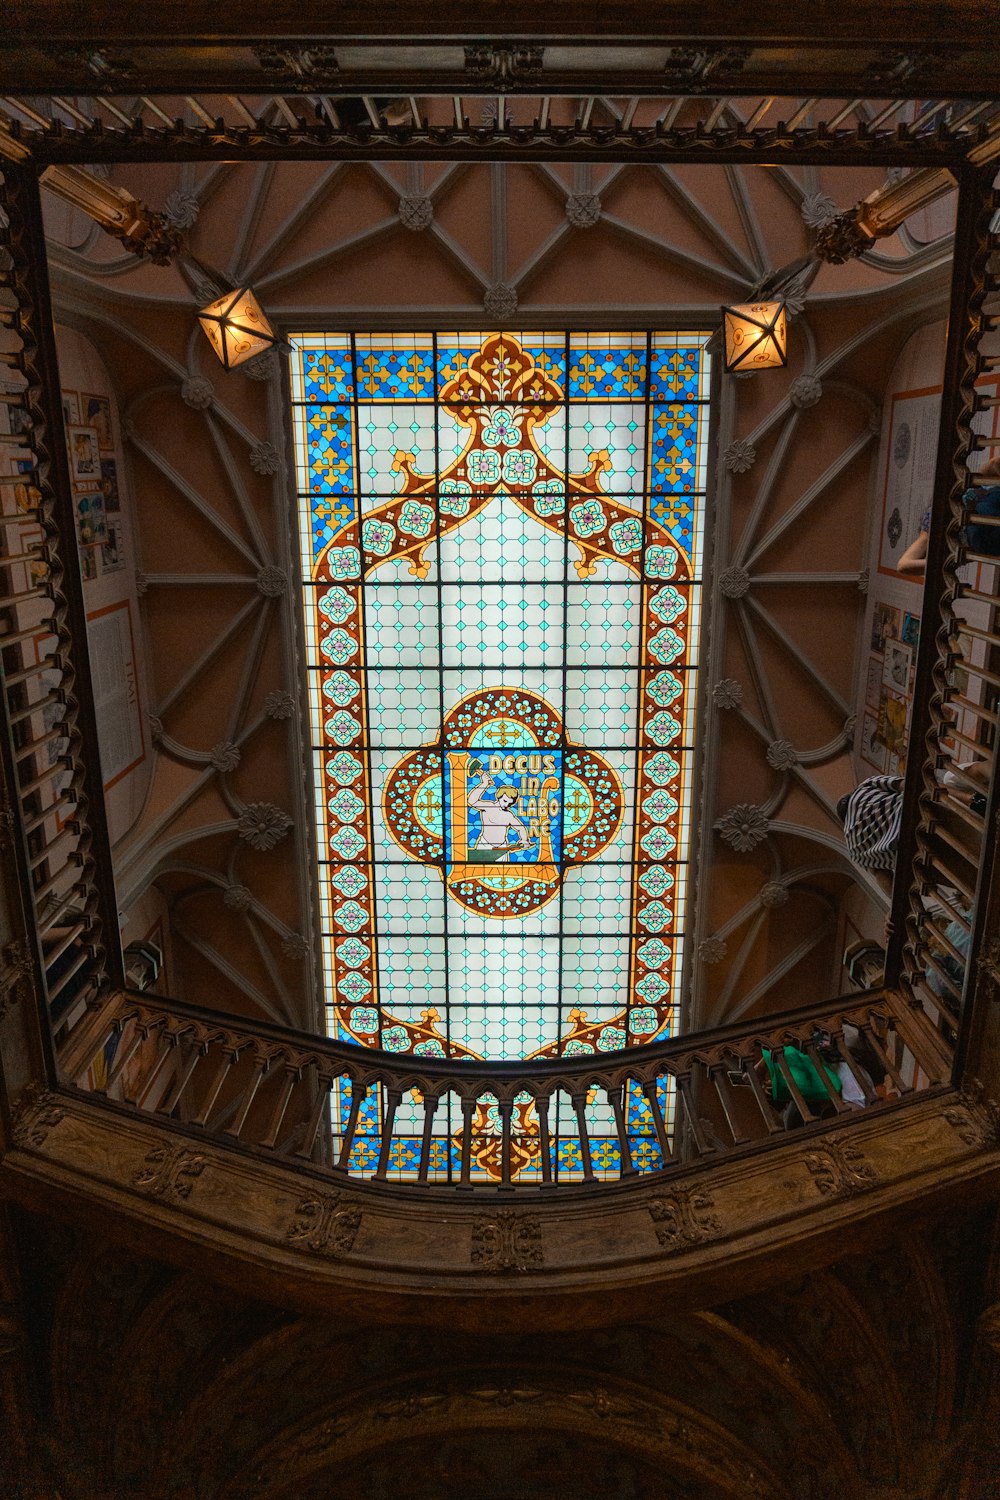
[290,330,711,1074]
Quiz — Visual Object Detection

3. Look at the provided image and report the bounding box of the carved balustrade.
[0,165,120,1057]
[891,186,1000,1061]
[65,985,950,1190]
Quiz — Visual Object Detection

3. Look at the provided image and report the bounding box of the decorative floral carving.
[286,1192,361,1257]
[162,190,200,229]
[11,1085,64,1149]
[843,714,857,738]
[716,803,769,852]
[180,376,214,411]
[858,568,870,594]
[800,192,838,228]
[648,1188,720,1251]
[464,44,545,85]
[135,571,149,597]
[223,883,252,912]
[249,440,280,476]
[264,690,295,720]
[815,213,875,264]
[237,802,293,851]
[759,881,789,909]
[698,937,728,965]
[978,1302,1000,1354]
[147,713,164,744]
[946,1083,1000,1149]
[483,283,518,319]
[131,1143,206,1203]
[565,192,601,228]
[719,564,750,599]
[209,740,241,773]
[712,678,743,710]
[470,1211,543,1272]
[722,438,756,473]
[789,374,823,409]
[252,44,340,86]
[281,933,311,960]
[256,565,287,597]
[398,192,434,230]
[242,349,281,381]
[0,940,32,1021]
[802,1138,879,1198]
[766,738,798,771]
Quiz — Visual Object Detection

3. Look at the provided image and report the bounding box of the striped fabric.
[844,775,904,871]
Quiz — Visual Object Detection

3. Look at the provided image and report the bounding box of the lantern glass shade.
[721,301,788,373]
[197,287,277,370]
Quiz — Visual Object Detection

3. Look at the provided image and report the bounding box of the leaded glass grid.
[290,329,711,1181]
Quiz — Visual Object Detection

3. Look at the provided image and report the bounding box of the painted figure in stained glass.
[465,765,534,861]
[386,689,620,919]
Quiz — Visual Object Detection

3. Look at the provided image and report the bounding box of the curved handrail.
[67,984,950,1191]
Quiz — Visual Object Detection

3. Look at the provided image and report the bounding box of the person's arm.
[897,530,929,577]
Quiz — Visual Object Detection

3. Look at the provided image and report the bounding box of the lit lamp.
[197,287,279,371]
[721,301,788,374]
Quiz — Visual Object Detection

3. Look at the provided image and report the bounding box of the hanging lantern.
[721,300,788,373]
[197,287,278,371]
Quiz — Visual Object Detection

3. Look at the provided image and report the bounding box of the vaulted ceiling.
[43,148,955,1035]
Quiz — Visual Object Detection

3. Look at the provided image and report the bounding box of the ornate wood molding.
[2,1089,998,1323]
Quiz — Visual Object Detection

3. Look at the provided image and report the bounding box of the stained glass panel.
[291,329,712,1181]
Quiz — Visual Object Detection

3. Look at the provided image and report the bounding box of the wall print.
[68,425,101,482]
[83,393,114,450]
[61,389,80,426]
[101,521,124,573]
[882,638,913,694]
[870,601,901,654]
[99,457,120,513]
[901,611,920,650]
[865,656,883,710]
[860,711,887,772]
[75,491,108,546]
[877,385,943,579]
[874,687,908,761]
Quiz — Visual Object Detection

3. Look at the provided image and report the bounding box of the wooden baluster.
[499,1097,514,1188]
[134,1037,180,1110]
[295,1070,334,1160]
[743,1056,784,1134]
[861,1021,911,1094]
[373,1087,402,1180]
[834,1034,879,1105]
[159,1042,207,1116]
[641,1077,675,1164]
[105,1021,150,1093]
[676,1072,712,1154]
[417,1091,440,1185]
[571,1091,595,1182]
[535,1092,553,1185]
[259,1065,300,1149]
[190,1047,238,1127]
[710,1065,750,1144]
[223,1054,270,1139]
[771,1049,816,1124]
[335,1075,365,1170]
[804,1043,851,1114]
[459,1095,476,1189]
[607,1083,636,1177]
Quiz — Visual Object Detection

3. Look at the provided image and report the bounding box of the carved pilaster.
[285,1192,362,1258]
[802,1138,879,1198]
[648,1188,720,1250]
[470,1210,543,1271]
[10,1085,64,1149]
[0,941,33,1022]
[131,1143,206,1203]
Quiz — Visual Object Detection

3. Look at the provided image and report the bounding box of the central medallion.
[384,688,623,918]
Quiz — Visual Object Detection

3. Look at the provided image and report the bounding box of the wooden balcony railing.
[64,984,951,1190]
[0,167,121,1052]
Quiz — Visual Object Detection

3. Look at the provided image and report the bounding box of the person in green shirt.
[762,1039,842,1130]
